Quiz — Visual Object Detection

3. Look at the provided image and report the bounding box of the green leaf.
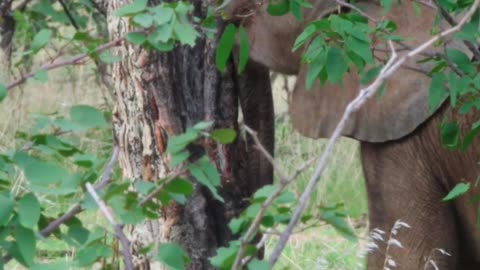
[18,193,41,229]
[211,129,236,144]
[228,217,246,234]
[158,243,191,270]
[0,194,14,225]
[115,0,148,17]
[151,6,174,25]
[462,120,480,150]
[289,0,302,20]
[237,26,250,74]
[293,24,316,51]
[167,129,200,154]
[441,121,460,150]
[126,32,147,45]
[209,242,239,269]
[165,178,193,195]
[443,182,470,201]
[306,59,323,90]
[216,24,237,72]
[75,244,112,266]
[171,150,190,167]
[14,225,36,266]
[67,223,90,246]
[73,154,97,168]
[267,0,290,16]
[70,105,108,129]
[31,29,53,52]
[447,48,476,75]
[149,23,174,44]
[192,121,213,130]
[33,70,48,82]
[25,161,70,185]
[345,37,373,65]
[99,52,122,64]
[326,47,347,84]
[133,13,154,28]
[248,259,271,270]
[428,73,447,112]
[319,205,357,242]
[189,159,223,202]
[174,23,198,47]
[361,66,382,84]
[380,0,394,13]
[0,83,6,102]
[252,184,276,202]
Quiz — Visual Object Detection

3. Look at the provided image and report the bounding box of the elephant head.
[226,0,463,142]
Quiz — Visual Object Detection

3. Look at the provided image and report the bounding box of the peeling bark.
[107,0,273,269]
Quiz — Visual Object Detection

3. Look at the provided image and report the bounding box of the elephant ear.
[289,2,451,142]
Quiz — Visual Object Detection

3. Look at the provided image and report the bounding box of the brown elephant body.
[226,0,480,269]
[362,103,480,269]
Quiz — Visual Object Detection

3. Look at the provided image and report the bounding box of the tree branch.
[58,0,79,30]
[433,0,480,60]
[5,36,125,90]
[86,182,134,270]
[230,125,315,270]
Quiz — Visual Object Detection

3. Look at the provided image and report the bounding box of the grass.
[1,68,368,269]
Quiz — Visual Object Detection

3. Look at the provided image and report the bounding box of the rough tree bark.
[0,0,14,82]
[107,0,274,269]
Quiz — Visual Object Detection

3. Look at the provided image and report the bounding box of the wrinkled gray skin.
[226,0,480,269]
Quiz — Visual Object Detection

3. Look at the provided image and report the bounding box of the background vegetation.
[1,66,367,269]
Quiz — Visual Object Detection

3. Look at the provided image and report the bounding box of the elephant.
[225,0,480,269]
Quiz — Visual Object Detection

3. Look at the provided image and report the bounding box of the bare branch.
[230,125,315,270]
[86,182,134,270]
[58,0,79,29]
[268,0,480,265]
[6,36,126,90]
[39,146,119,236]
[433,0,480,60]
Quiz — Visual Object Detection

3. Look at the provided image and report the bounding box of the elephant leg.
[237,60,275,194]
[360,142,460,270]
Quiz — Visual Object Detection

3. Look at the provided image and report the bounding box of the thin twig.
[6,36,125,90]
[336,0,378,23]
[268,0,480,265]
[230,126,315,270]
[86,183,134,270]
[58,0,79,29]
[38,146,119,236]
[433,0,480,60]
[139,169,187,206]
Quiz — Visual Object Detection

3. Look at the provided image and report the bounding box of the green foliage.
[294,12,377,89]
[443,182,471,201]
[266,0,312,19]
[158,243,191,270]
[216,24,238,72]
[0,84,6,102]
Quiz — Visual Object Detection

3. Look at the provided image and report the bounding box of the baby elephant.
[226,0,480,269]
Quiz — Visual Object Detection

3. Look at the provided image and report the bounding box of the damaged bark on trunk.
[107,0,274,268]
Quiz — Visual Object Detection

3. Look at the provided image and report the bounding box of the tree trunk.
[107,1,274,269]
[0,0,14,82]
